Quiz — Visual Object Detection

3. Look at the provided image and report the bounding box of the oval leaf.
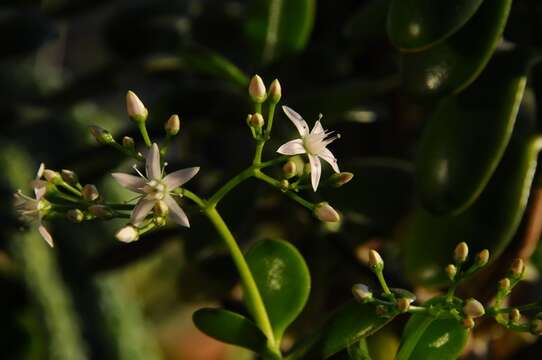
[416,50,528,214]
[388,0,484,50]
[400,0,512,98]
[246,239,310,340]
[245,0,316,63]
[193,308,267,353]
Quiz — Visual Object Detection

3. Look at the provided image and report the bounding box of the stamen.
[132,164,147,179]
[16,190,35,201]
[318,113,323,121]
[161,162,168,177]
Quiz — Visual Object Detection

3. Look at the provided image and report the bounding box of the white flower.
[13,163,54,247]
[112,143,199,227]
[277,106,340,191]
[116,225,139,243]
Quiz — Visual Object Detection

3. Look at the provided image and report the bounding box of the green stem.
[59,182,82,197]
[254,170,315,210]
[207,167,255,207]
[253,141,265,165]
[265,102,276,137]
[375,270,392,296]
[138,121,152,147]
[104,203,135,211]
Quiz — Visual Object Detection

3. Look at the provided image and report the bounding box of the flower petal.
[308,154,322,192]
[38,224,54,247]
[130,198,155,225]
[36,163,45,179]
[277,139,306,155]
[282,106,309,136]
[318,147,340,173]
[32,180,48,199]
[145,143,161,180]
[163,167,200,189]
[112,173,146,193]
[311,120,324,135]
[164,195,190,227]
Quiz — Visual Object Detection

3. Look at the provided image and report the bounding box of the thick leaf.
[416,50,529,214]
[246,239,310,341]
[245,0,316,63]
[402,93,542,287]
[287,301,397,359]
[396,297,469,360]
[193,308,267,353]
[400,0,512,98]
[347,339,372,360]
[387,0,484,51]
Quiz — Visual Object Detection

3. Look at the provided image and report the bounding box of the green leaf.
[245,0,316,63]
[401,88,542,287]
[347,338,372,360]
[287,302,397,359]
[416,50,529,214]
[396,298,469,360]
[192,308,267,353]
[387,0,484,51]
[400,0,512,98]
[246,239,310,341]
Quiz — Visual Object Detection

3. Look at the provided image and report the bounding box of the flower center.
[144,180,168,200]
[303,133,327,155]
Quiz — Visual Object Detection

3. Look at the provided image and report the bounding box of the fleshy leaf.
[246,239,310,341]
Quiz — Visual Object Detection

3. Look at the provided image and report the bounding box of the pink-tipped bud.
[454,242,469,263]
[314,202,340,222]
[352,284,373,303]
[126,90,148,122]
[510,258,525,277]
[369,249,384,270]
[476,249,490,267]
[330,172,354,188]
[165,114,180,136]
[61,169,79,185]
[116,225,139,243]
[43,169,62,184]
[248,113,264,128]
[463,298,485,318]
[282,160,297,179]
[446,264,457,281]
[248,74,266,103]
[510,308,521,323]
[268,79,282,104]
[82,184,99,201]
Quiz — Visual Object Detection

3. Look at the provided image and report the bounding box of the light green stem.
[375,269,392,296]
[254,170,315,210]
[265,102,277,137]
[138,121,152,147]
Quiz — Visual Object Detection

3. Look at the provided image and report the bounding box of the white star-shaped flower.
[112,143,199,227]
[13,163,54,247]
[277,106,340,191]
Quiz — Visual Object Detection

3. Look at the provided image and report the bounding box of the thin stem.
[111,142,144,161]
[254,170,315,210]
[138,121,152,147]
[260,155,288,168]
[204,207,279,354]
[55,191,81,203]
[265,102,276,138]
[176,188,207,208]
[207,167,255,207]
[255,102,262,115]
[104,203,135,211]
[59,182,82,197]
[253,141,265,165]
[375,270,392,296]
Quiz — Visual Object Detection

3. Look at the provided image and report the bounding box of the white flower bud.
[369,249,384,270]
[454,242,469,263]
[248,74,266,103]
[330,172,354,188]
[122,136,135,149]
[397,298,411,313]
[126,90,148,122]
[66,209,84,223]
[89,126,115,145]
[61,169,79,185]
[43,169,62,184]
[248,113,265,128]
[82,184,99,201]
[499,278,510,290]
[510,308,521,323]
[476,249,490,267]
[165,114,180,136]
[88,205,113,219]
[314,202,340,222]
[510,258,525,277]
[116,225,139,243]
[268,79,281,104]
[463,298,485,318]
[352,284,373,303]
[463,317,475,329]
[282,160,297,179]
[446,264,457,281]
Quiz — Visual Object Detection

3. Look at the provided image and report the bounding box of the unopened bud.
[248,74,266,103]
[314,202,340,222]
[391,288,416,302]
[268,79,282,104]
[122,136,135,149]
[352,284,373,303]
[463,317,475,329]
[82,184,99,201]
[116,225,139,243]
[510,308,521,323]
[43,169,62,184]
[510,258,525,277]
[446,264,457,281]
[279,179,289,192]
[530,319,542,335]
[463,298,485,318]
[165,114,180,136]
[397,298,411,313]
[476,249,490,267]
[88,205,113,219]
[126,90,148,122]
[89,126,115,145]
[454,242,469,263]
[330,172,354,188]
[282,160,297,179]
[369,249,384,271]
[61,169,79,185]
[154,200,169,217]
[248,113,264,128]
[154,216,167,226]
[66,209,84,223]
[499,278,511,290]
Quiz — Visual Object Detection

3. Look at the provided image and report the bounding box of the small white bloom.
[112,143,199,227]
[116,225,139,243]
[126,90,148,121]
[13,163,54,247]
[277,106,340,191]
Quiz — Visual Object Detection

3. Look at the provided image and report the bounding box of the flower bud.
[330,172,354,188]
[454,242,469,263]
[510,308,521,323]
[126,90,148,122]
[82,184,99,201]
[510,258,524,277]
[122,136,135,149]
[352,283,373,303]
[116,225,139,243]
[165,114,180,136]
[476,249,489,267]
[248,113,265,128]
[43,169,63,184]
[279,179,289,192]
[89,126,115,145]
[154,216,167,226]
[499,278,510,290]
[66,209,84,223]
[463,298,485,318]
[282,160,297,179]
[88,205,113,219]
[446,264,457,281]
[463,317,475,329]
[268,79,282,104]
[154,200,169,217]
[369,249,384,271]
[530,319,542,335]
[397,298,411,313]
[314,202,340,222]
[61,169,79,185]
[248,74,266,103]
[391,288,416,302]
